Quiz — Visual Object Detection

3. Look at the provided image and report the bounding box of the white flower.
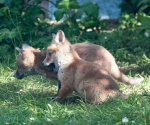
[81,26,85,30]
[46,118,52,122]
[122,117,129,123]
[6,122,9,125]
[93,27,97,30]
[86,28,92,32]
[132,120,135,124]
[76,19,81,22]
[23,122,26,124]
[30,117,35,121]
[16,89,24,94]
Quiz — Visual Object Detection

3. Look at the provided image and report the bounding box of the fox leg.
[55,86,73,102]
[52,81,61,99]
[57,81,61,92]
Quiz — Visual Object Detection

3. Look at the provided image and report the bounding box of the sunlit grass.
[0,31,150,124]
[0,58,150,125]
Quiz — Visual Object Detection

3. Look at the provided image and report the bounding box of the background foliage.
[0,0,150,62]
[0,0,149,65]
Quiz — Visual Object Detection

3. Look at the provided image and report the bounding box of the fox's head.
[42,30,67,68]
[14,43,37,79]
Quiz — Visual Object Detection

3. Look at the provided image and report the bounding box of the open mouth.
[45,63,56,71]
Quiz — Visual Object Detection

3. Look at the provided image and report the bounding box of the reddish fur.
[72,43,143,85]
[43,30,124,104]
[15,47,58,80]
[15,43,143,85]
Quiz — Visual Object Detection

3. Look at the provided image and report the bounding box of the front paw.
[52,95,62,102]
[52,94,58,101]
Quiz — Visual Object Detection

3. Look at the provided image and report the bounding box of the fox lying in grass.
[42,30,130,104]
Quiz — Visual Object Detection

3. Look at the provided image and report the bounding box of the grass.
[0,31,150,125]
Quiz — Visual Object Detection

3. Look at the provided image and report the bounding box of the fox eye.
[48,52,51,56]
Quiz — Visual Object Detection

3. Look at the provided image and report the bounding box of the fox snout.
[42,60,50,66]
[14,71,24,79]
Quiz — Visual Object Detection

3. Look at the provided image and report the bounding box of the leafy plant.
[118,14,142,30]
[120,0,150,37]
[138,12,150,29]
[121,0,150,14]
[0,0,51,51]
[137,0,150,13]
[53,0,100,38]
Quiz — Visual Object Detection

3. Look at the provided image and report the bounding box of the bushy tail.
[111,64,144,85]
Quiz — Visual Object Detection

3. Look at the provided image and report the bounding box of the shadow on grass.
[0,80,100,105]
[0,81,56,106]
[1,79,150,125]
[0,82,23,101]
[0,81,56,124]
[51,90,150,106]
[0,81,149,106]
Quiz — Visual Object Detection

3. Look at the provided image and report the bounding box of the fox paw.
[52,94,58,101]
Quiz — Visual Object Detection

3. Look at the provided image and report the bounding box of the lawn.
[0,31,150,125]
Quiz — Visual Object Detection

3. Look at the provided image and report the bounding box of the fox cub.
[42,30,128,104]
[14,44,58,80]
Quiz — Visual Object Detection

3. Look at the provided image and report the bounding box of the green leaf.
[137,0,149,7]
[69,1,79,9]
[54,9,64,21]
[124,14,130,20]
[138,13,150,28]
[75,9,83,19]
[0,28,17,42]
[138,5,149,12]
[76,2,99,19]
[57,0,70,9]
[57,0,79,9]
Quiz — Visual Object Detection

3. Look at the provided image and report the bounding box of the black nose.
[42,62,44,66]
[14,71,24,79]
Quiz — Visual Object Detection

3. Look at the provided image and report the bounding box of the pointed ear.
[54,30,65,44]
[16,47,24,55]
[22,43,30,50]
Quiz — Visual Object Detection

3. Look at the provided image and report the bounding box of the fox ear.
[22,43,30,50]
[16,47,24,55]
[55,30,65,44]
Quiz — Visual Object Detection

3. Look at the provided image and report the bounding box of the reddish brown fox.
[42,30,130,104]
[14,36,143,93]
[14,42,143,85]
